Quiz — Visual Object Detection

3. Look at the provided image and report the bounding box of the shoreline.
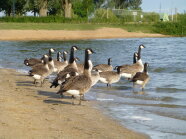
[0,68,149,138]
[0,28,167,41]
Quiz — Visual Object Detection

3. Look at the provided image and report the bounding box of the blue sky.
[141,0,186,13]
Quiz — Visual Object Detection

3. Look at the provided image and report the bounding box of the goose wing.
[132,72,149,81]
[61,75,91,91]
[93,64,113,72]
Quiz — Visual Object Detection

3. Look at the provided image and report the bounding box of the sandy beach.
[0,28,166,41]
[0,68,149,139]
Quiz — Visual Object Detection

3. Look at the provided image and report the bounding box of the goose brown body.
[57,48,94,105]
[93,58,113,72]
[131,63,150,90]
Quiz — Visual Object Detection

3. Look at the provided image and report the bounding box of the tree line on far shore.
[0,0,142,17]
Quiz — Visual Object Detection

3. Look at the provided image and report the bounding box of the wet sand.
[0,68,149,139]
[0,28,166,41]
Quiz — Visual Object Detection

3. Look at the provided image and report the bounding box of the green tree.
[112,0,142,9]
[26,0,48,16]
[73,0,94,17]
[129,0,142,10]
[0,0,12,16]
[0,0,26,16]
[62,0,72,18]
[25,0,39,16]
[48,0,63,15]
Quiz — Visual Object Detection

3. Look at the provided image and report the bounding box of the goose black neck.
[137,47,141,60]
[133,53,137,63]
[49,50,52,57]
[63,52,67,61]
[69,49,75,64]
[108,59,111,65]
[117,67,120,74]
[143,64,148,73]
[57,52,60,61]
[84,51,90,70]
[49,56,53,62]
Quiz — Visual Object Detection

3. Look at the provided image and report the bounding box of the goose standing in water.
[91,69,100,87]
[99,66,121,88]
[131,63,150,91]
[24,48,55,67]
[57,48,95,105]
[119,44,145,79]
[93,58,113,72]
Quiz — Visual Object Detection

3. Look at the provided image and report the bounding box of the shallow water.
[0,37,186,139]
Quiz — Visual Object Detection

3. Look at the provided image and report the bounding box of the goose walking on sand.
[28,56,51,86]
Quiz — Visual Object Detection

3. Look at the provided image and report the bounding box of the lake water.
[0,37,186,139]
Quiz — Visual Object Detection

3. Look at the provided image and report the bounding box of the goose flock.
[24,45,150,105]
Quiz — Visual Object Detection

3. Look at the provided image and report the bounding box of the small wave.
[153,67,186,73]
[156,87,186,93]
[96,98,114,101]
[130,116,152,121]
[153,67,167,72]
[160,97,177,102]
[172,69,186,73]
[16,69,29,74]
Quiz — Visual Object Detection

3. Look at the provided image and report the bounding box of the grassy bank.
[0,22,155,33]
[0,14,186,36]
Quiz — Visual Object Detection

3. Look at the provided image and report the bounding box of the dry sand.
[0,28,166,41]
[0,68,149,139]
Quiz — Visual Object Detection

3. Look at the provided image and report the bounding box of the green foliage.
[48,0,63,15]
[143,13,160,22]
[153,14,186,36]
[0,0,14,16]
[73,0,94,17]
[113,0,142,10]
[91,8,119,23]
[0,16,87,23]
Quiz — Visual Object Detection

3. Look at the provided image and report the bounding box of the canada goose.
[30,54,49,69]
[28,56,51,86]
[93,58,113,72]
[57,48,95,105]
[131,63,150,91]
[54,51,68,73]
[48,48,56,57]
[61,46,79,72]
[119,45,145,79]
[24,58,43,67]
[99,66,121,88]
[76,57,94,74]
[133,52,138,64]
[120,52,138,68]
[77,63,84,74]
[24,48,55,67]
[50,46,79,88]
[91,69,100,87]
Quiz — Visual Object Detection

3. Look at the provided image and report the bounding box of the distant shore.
[0,68,149,138]
[0,28,167,41]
